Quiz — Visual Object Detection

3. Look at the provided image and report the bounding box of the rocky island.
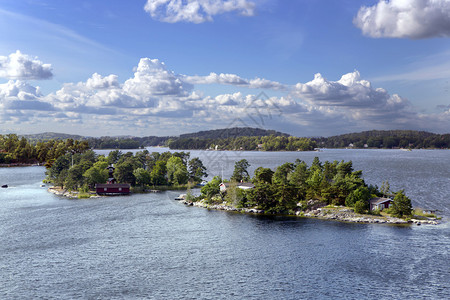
[179,158,440,226]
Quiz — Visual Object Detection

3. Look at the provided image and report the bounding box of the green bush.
[370,208,382,216]
[354,200,367,214]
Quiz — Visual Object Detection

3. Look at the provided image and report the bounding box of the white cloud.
[0,50,53,80]
[124,58,191,97]
[144,0,255,23]
[47,58,192,112]
[0,80,41,101]
[184,72,286,90]
[2,57,450,136]
[354,0,450,39]
[293,70,410,110]
[0,80,55,113]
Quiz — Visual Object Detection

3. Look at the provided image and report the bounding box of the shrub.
[354,200,367,214]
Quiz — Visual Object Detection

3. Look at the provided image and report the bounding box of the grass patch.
[413,208,437,218]
[78,192,90,199]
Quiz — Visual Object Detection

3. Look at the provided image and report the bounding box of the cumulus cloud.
[293,70,410,110]
[47,58,192,112]
[0,50,53,80]
[289,70,433,133]
[354,0,450,39]
[124,58,191,97]
[144,0,255,23]
[2,56,450,136]
[184,72,286,90]
[0,80,55,113]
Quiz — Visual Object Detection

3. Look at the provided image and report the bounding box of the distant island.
[18,128,450,150]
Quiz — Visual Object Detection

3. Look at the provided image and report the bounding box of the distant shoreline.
[0,163,41,168]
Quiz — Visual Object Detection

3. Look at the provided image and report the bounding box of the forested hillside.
[313,130,450,149]
[179,127,289,139]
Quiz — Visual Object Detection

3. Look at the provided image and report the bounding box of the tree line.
[0,134,89,165]
[86,136,169,149]
[199,158,412,218]
[46,149,208,192]
[168,135,317,151]
[313,130,450,149]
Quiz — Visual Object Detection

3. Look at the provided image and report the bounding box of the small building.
[369,197,393,211]
[95,164,130,195]
[95,183,130,196]
[219,182,255,193]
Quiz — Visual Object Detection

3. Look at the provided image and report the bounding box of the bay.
[0,149,449,299]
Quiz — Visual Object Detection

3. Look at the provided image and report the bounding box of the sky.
[1,0,450,137]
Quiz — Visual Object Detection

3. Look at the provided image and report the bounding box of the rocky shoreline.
[48,187,101,199]
[180,199,440,225]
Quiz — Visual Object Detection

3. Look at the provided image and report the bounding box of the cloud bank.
[354,0,450,39]
[144,0,255,23]
[1,53,449,136]
[0,50,53,80]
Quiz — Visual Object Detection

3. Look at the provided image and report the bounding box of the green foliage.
[0,134,89,165]
[312,130,450,149]
[151,161,167,186]
[391,190,412,217]
[231,159,250,182]
[236,157,376,214]
[224,182,246,207]
[200,176,222,199]
[253,167,274,184]
[345,186,370,207]
[133,168,151,187]
[188,157,208,182]
[166,156,188,185]
[354,200,367,214]
[168,134,317,151]
[272,162,294,185]
[83,165,108,187]
[114,159,137,185]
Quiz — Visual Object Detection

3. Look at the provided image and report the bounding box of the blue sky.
[1,0,450,137]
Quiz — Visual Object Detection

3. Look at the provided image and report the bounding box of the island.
[180,158,440,225]
[45,148,208,198]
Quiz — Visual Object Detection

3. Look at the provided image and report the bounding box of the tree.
[253,167,274,184]
[46,154,71,182]
[231,159,250,182]
[354,200,367,214]
[83,166,108,188]
[224,181,246,207]
[272,163,294,185]
[108,150,122,165]
[134,168,151,187]
[345,186,370,207]
[151,161,167,186]
[200,176,221,199]
[391,190,412,217]
[380,180,390,197]
[188,157,207,182]
[310,156,323,173]
[166,156,188,185]
[65,164,86,190]
[114,159,136,185]
[246,183,276,212]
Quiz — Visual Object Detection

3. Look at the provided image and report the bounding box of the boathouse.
[95,183,130,195]
[95,164,130,196]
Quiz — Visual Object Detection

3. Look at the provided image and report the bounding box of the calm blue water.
[0,149,449,299]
